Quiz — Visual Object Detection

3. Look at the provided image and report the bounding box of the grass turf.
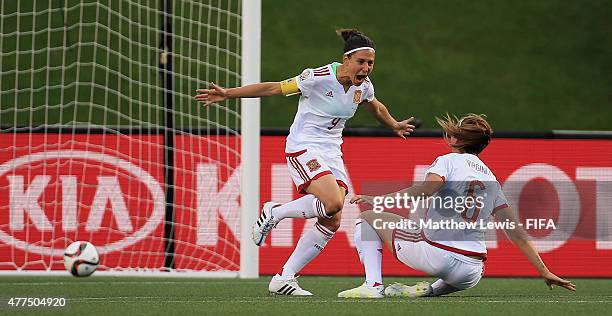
[1,276,610,315]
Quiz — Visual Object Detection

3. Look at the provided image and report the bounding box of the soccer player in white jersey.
[338,114,576,298]
[195,29,415,295]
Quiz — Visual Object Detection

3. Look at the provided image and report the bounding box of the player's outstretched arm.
[350,173,444,205]
[495,207,576,292]
[195,82,283,106]
[393,173,444,198]
[361,98,415,139]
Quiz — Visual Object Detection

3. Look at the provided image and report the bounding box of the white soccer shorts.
[285,148,349,194]
[391,229,484,290]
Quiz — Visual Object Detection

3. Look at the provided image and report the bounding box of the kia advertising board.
[1,134,611,276]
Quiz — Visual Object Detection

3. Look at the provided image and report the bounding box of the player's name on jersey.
[370,218,557,231]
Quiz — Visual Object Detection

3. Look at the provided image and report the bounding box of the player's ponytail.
[437,113,493,155]
[336,28,376,56]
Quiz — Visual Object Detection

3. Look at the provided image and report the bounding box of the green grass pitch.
[1,276,610,315]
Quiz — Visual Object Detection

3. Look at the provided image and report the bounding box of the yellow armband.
[280,77,300,96]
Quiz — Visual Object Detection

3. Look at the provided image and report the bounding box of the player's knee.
[328,217,341,231]
[323,199,344,216]
[319,214,341,232]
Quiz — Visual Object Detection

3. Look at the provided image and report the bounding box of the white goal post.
[0,0,260,278]
[240,0,261,279]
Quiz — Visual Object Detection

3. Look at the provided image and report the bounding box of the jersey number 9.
[328,118,341,130]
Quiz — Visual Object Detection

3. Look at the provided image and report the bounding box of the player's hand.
[350,194,376,205]
[393,117,416,139]
[195,83,228,106]
[542,272,576,291]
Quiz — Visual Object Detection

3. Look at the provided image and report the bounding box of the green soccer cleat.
[338,282,385,299]
[384,281,433,298]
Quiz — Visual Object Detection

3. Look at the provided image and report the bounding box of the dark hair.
[336,28,376,55]
[436,113,493,155]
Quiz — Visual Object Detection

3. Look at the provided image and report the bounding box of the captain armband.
[280,77,300,96]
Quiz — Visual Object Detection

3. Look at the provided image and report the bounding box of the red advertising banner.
[0,134,166,270]
[260,136,612,277]
[0,134,242,272]
[172,135,241,271]
[1,133,611,277]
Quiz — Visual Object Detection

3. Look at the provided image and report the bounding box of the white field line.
[3,281,261,286]
[62,297,612,304]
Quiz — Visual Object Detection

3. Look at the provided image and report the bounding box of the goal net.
[0,0,259,277]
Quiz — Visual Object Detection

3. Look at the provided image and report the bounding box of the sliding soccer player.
[339,114,575,298]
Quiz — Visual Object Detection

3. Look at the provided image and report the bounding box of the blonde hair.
[436,113,493,155]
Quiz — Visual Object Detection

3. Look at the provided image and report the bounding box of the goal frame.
[239,0,261,279]
[0,0,261,279]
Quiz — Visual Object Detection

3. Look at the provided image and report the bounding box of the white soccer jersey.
[284,62,375,155]
[422,153,509,257]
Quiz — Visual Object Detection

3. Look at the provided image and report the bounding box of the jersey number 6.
[461,180,485,222]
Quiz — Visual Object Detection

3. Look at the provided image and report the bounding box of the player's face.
[345,50,375,86]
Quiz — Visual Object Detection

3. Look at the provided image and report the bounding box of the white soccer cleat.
[268,274,313,296]
[384,281,432,298]
[337,282,384,299]
[252,202,280,246]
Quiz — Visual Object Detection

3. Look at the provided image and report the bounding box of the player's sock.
[270,195,316,220]
[354,219,383,287]
[430,279,460,296]
[271,195,333,220]
[280,222,334,278]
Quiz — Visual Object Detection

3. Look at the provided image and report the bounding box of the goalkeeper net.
[0,0,257,277]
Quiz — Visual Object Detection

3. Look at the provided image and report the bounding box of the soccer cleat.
[268,274,313,296]
[337,282,384,299]
[252,202,280,246]
[384,281,432,298]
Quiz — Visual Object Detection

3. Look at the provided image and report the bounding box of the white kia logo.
[0,151,165,256]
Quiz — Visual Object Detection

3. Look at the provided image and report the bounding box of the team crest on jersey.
[299,69,312,82]
[306,159,321,172]
[325,91,333,97]
[353,90,362,104]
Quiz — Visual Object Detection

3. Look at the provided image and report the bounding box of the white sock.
[271,195,333,221]
[431,279,459,296]
[280,222,334,278]
[354,219,383,287]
